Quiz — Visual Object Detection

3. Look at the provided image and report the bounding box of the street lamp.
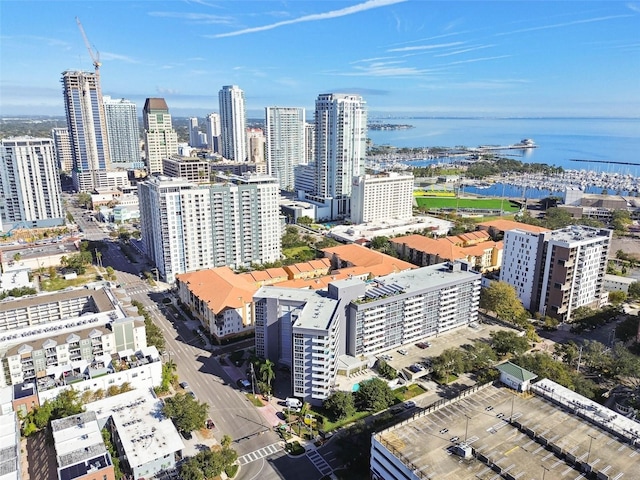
[541,465,550,480]
[586,433,597,465]
[464,414,471,442]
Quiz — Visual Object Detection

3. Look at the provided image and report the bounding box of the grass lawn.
[245,394,263,407]
[433,374,459,385]
[283,246,315,258]
[415,196,520,212]
[394,384,426,402]
[40,272,98,291]
[309,407,371,432]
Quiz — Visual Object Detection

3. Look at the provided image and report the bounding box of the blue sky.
[1,1,639,118]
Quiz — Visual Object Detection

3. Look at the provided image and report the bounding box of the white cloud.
[148,11,234,24]
[387,42,465,52]
[496,14,633,36]
[212,0,407,38]
[434,45,495,57]
[100,52,139,64]
[445,55,512,66]
[626,3,640,13]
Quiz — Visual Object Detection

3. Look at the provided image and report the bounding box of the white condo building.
[500,225,612,322]
[312,93,367,219]
[138,174,281,283]
[143,98,178,175]
[255,261,480,405]
[265,107,306,191]
[304,122,315,165]
[61,70,111,191]
[219,85,247,162]
[350,172,414,224]
[51,127,73,173]
[205,112,221,153]
[0,137,64,227]
[103,96,142,169]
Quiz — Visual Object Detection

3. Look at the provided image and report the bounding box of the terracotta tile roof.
[176,267,258,314]
[477,219,550,234]
[322,244,415,272]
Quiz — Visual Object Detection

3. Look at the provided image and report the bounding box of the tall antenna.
[75,17,101,75]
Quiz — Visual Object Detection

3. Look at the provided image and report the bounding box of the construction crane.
[75,17,101,77]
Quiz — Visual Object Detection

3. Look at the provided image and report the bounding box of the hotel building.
[350,172,414,224]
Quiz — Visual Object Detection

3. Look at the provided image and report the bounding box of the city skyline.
[1,1,639,118]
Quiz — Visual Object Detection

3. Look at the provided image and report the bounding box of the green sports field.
[415,197,520,212]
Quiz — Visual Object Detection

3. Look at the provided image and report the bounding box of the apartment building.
[219,85,247,162]
[103,96,142,169]
[143,98,178,175]
[265,107,306,191]
[0,137,64,226]
[51,127,73,173]
[162,156,211,183]
[500,225,612,321]
[52,412,115,480]
[84,389,184,480]
[254,261,480,405]
[138,174,281,283]
[350,172,414,224]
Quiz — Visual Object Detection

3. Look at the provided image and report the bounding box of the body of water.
[368,117,640,176]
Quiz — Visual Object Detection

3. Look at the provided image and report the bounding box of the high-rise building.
[103,96,142,169]
[61,70,111,191]
[254,261,480,405]
[246,128,265,164]
[0,137,64,226]
[51,127,73,173]
[218,85,247,162]
[205,112,221,154]
[304,122,315,165]
[265,107,305,191]
[138,173,281,283]
[350,172,414,224]
[143,98,178,175]
[500,225,612,321]
[314,93,367,218]
[188,117,202,148]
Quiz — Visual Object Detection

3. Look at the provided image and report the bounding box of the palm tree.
[259,359,275,394]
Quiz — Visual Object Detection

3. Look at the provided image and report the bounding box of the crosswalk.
[307,449,333,476]
[237,442,283,465]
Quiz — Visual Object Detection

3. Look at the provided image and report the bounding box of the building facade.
[161,157,211,183]
[500,225,612,321]
[205,112,221,154]
[313,93,367,219]
[51,127,73,173]
[265,107,306,191]
[254,261,480,405]
[61,70,111,191]
[103,96,142,169]
[350,172,414,224]
[246,128,265,164]
[0,137,64,226]
[219,85,247,162]
[138,174,281,283]
[143,98,178,175]
[304,122,315,165]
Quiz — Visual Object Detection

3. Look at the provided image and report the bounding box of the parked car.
[390,405,404,415]
[398,349,408,356]
[404,401,416,409]
[205,419,215,429]
[179,382,189,390]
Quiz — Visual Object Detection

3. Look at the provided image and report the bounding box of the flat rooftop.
[85,389,184,469]
[0,287,114,315]
[374,383,640,480]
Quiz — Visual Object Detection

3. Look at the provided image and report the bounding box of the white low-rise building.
[350,172,414,224]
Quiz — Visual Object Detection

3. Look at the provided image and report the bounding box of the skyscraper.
[218,85,247,162]
[205,113,221,154]
[188,117,201,148]
[304,122,315,165]
[143,98,178,175]
[51,127,73,173]
[265,107,305,191]
[138,174,281,283]
[61,70,111,191]
[103,96,142,169]
[0,137,64,226]
[314,93,367,218]
[246,128,265,163]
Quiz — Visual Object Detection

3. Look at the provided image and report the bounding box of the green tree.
[609,290,627,306]
[323,391,356,421]
[463,341,498,371]
[297,216,313,225]
[611,210,632,232]
[376,359,397,380]
[479,281,527,323]
[221,434,232,449]
[370,236,390,250]
[490,331,530,356]
[554,341,580,367]
[628,281,640,300]
[180,460,205,480]
[354,378,395,412]
[616,315,640,342]
[162,393,208,435]
[259,359,275,395]
[77,192,92,209]
[432,348,467,380]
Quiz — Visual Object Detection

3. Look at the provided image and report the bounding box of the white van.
[285,397,302,409]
